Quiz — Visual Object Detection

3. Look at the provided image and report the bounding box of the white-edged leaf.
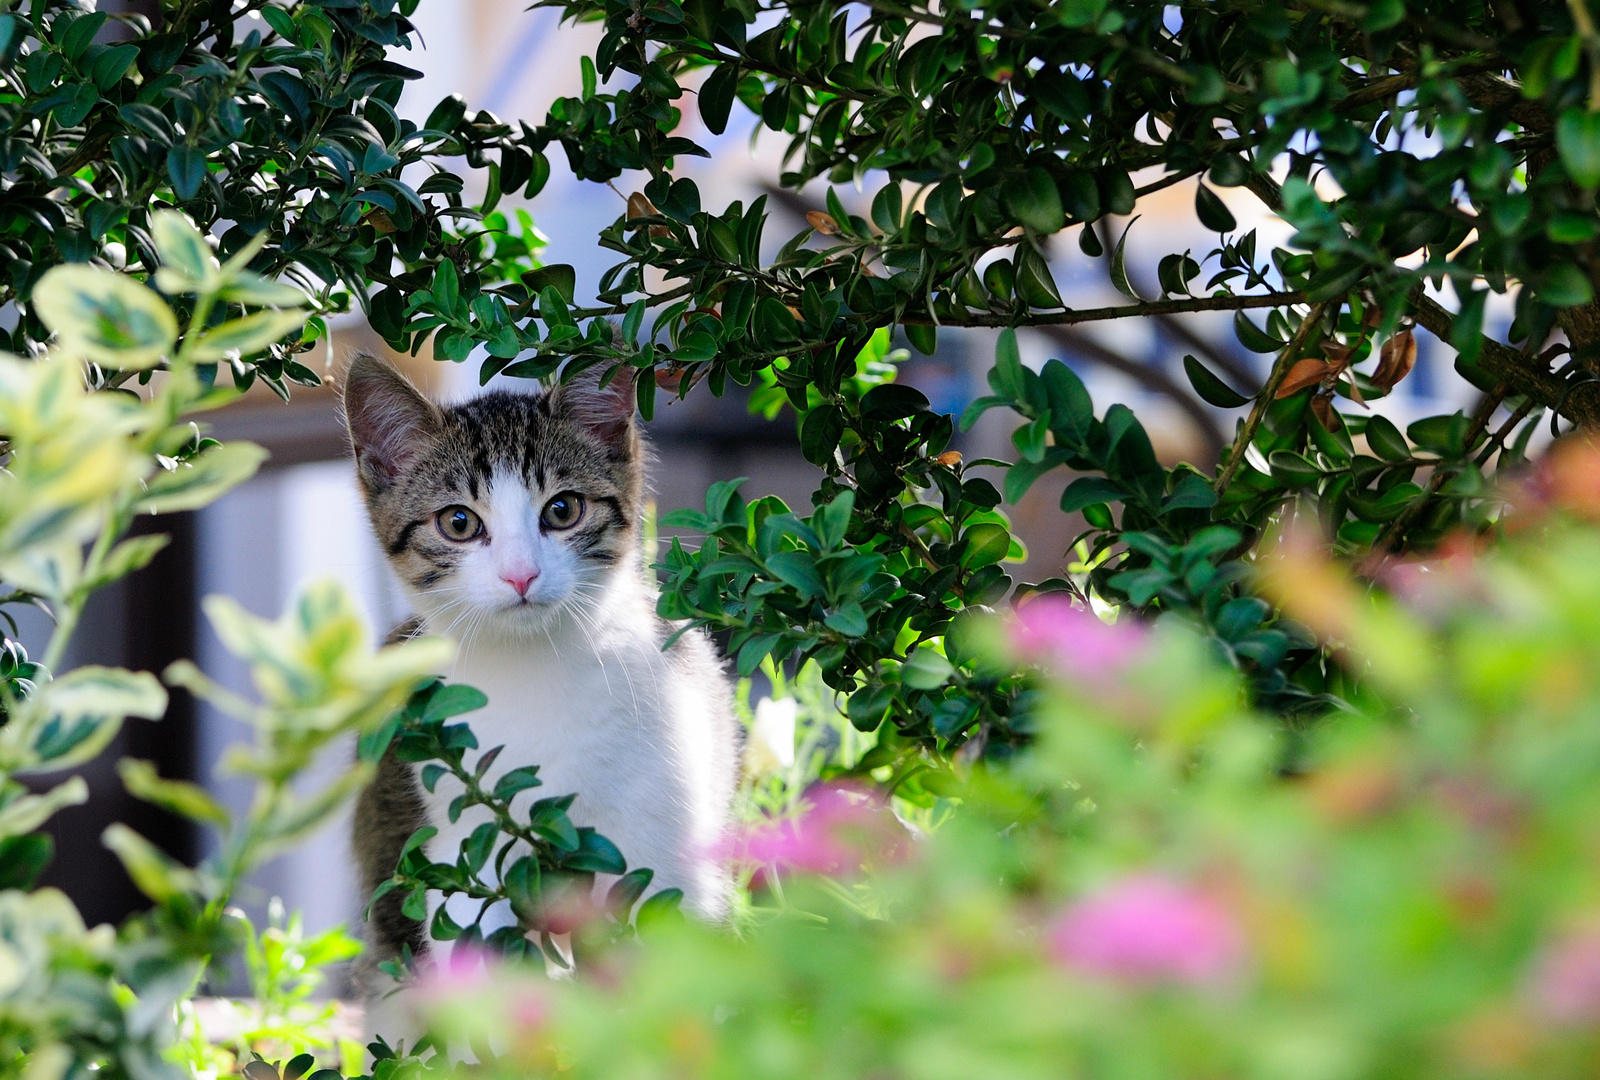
[187,310,308,361]
[117,758,230,826]
[137,442,268,513]
[102,822,203,903]
[218,271,308,306]
[151,210,219,287]
[44,665,167,722]
[32,265,177,369]
[0,778,88,841]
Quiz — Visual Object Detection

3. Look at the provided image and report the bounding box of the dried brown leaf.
[806,210,841,235]
[1320,341,1356,373]
[626,192,657,220]
[1371,328,1417,391]
[1311,389,1338,430]
[1275,358,1333,399]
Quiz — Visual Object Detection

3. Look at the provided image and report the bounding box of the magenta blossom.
[1011,594,1147,682]
[718,783,908,879]
[1528,927,1600,1024]
[1049,873,1246,987]
[415,940,496,1002]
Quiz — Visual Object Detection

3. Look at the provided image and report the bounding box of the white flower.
[751,696,798,771]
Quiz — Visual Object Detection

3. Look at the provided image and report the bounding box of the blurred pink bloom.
[1049,873,1245,987]
[511,986,550,1030]
[718,783,908,878]
[416,940,496,1000]
[1529,928,1600,1024]
[1011,595,1146,681]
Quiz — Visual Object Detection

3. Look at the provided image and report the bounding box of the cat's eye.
[541,492,585,530]
[435,505,483,542]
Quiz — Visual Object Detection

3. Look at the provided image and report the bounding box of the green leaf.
[420,684,489,722]
[961,522,1011,568]
[1110,216,1143,300]
[493,766,542,800]
[505,856,542,923]
[430,905,463,941]
[800,404,845,466]
[846,683,894,731]
[824,600,868,636]
[767,550,826,598]
[699,63,739,135]
[1183,354,1252,407]
[1163,472,1218,511]
[1540,263,1595,307]
[1012,416,1050,462]
[0,834,53,891]
[1557,108,1600,189]
[636,887,685,931]
[905,323,937,355]
[1364,414,1410,462]
[564,829,627,874]
[1003,167,1065,233]
[1268,449,1323,487]
[462,821,496,874]
[166,145,208,202]
[901,647,954,690]
[523,264,577,305]
[1233,309,1286,353]
[607,868,654,914]
[1061,476,1125,513]
[1194,183,1237,232]
[138,442,269,513]
[993,327,1025,399]
[32,265,178,369]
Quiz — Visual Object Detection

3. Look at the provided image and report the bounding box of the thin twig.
[1474,397,1539,467]
[1214,303,1328,494]
[902,290,1306,328]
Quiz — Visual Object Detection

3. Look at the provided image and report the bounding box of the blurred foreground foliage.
[408,453,1600,1080]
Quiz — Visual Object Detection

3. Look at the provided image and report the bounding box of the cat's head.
[341,354,644,637]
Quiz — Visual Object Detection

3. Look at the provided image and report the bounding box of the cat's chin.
[417,597,579,643]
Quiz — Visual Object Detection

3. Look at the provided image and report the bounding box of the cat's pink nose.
[503,569,539,596]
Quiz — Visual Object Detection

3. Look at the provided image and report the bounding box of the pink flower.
[1048,873,1245,987]
[1528,927,1600,1024]
[718,783,908,879]
[1011,594,1146,682]
[415,940,496,1001]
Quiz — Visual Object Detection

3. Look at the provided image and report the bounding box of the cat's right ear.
[341,354,442,491]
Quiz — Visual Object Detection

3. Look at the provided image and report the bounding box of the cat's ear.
[341,354,442,489]
[553,365,637,447]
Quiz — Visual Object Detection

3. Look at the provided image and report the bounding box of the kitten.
[340,354,738,1031]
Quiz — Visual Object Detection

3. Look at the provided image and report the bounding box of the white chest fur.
[417,588,736,942]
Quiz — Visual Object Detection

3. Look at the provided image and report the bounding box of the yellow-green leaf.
[32,265,177,369]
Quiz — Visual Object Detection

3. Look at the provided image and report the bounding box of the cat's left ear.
[553,366,637,447]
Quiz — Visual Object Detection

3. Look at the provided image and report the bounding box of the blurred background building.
[23,0,1486,970]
